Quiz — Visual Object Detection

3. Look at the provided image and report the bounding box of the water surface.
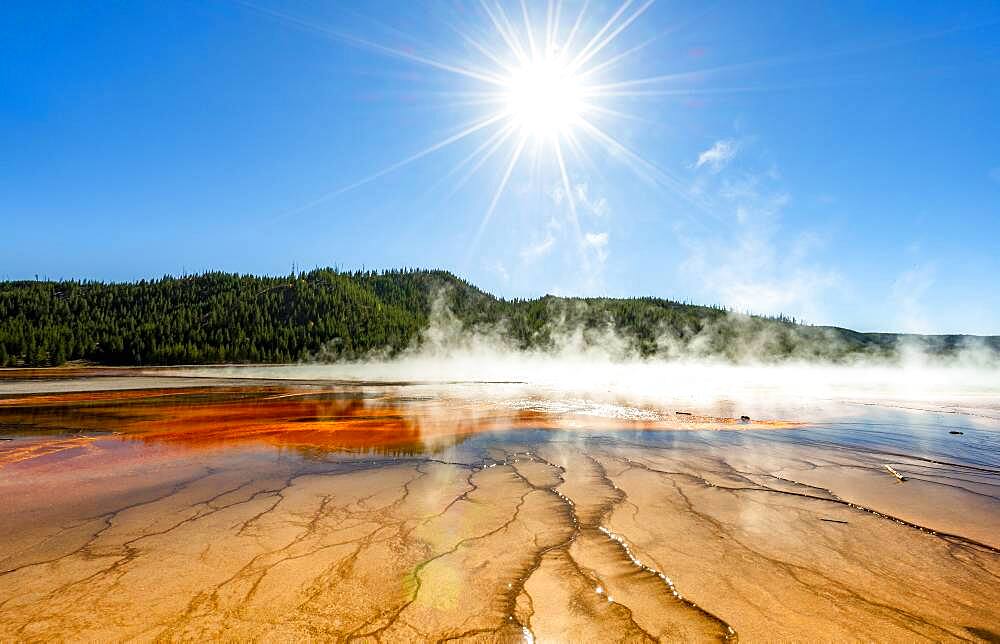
[1,368,997,642]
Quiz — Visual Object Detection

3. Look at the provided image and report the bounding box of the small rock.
[740,415,751,423]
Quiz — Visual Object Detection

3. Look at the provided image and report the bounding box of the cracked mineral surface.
[0,369,998,642]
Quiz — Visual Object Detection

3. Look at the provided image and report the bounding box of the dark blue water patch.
[424,407,1000,474]
[766,405,1000,470]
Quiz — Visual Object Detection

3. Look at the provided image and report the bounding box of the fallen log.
[883,464,906,481]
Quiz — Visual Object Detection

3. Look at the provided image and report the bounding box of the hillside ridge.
[0,268,996,366]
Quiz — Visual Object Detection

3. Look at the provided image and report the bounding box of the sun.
[502,54,585,140]
[268,0,673,240]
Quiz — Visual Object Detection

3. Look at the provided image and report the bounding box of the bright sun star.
[274,0,677,249]
[503,55,585,140]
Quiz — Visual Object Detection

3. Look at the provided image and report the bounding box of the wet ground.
[0,368,998,642]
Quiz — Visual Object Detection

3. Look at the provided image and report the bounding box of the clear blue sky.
[3,1,999,334]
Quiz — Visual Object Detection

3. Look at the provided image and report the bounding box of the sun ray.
[494,2,529,56]
[344,33,509,87]
[571,0,655,72]
[576,118,720,222]
[451,24,515,74]
[553,136,585,246]
[482,1,529,65]
[576,118,678,188]
[469,134,529,255]
[448,128,516,199]
[520,0,539,59]
[592,85,782,98]
[443,122,518,199]
[563,127,604,186]
[577,31,660,80]
[582,54,814,94]
[425,96,510,110]
[562,128,590,167]
[484,134,528,227]
[581,102,657,126]
[561,0,590,57]
[271,111,509,222]
[570,0,636,70]
[234,0,509,87]
[579,7,710,81]
[545,0,559,53]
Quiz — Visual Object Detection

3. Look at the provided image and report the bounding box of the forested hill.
[0,269,996,367]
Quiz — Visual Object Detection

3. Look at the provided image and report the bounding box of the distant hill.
[0,268,996,367]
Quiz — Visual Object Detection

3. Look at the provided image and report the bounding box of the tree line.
[0,268,993,367]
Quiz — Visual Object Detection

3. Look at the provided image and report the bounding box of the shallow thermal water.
[0,366,998,642]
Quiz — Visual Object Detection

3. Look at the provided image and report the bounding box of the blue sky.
[2,1,999,334]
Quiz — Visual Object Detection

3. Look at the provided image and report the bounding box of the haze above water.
[185,356,1000,421]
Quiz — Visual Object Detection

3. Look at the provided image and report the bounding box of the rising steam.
[186,291,1000,422]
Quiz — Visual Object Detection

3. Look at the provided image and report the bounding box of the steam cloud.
[189,291,1000,420]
